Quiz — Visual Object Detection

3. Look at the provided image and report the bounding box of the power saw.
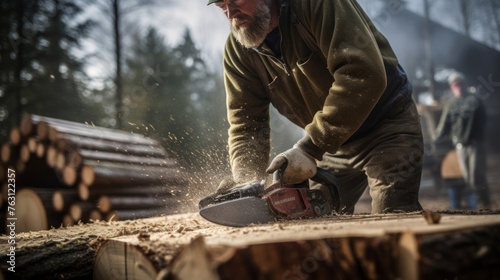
[199,163,340,227]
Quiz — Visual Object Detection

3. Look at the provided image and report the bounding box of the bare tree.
[458,0,472,37]
[423,0,436,99]
[93,0,172,129]
[487,0,500,48]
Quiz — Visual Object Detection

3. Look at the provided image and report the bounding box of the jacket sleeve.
[295,0,388,154]
[224,37,271,182]
[434,102,452,142]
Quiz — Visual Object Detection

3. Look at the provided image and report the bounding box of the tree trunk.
[423,0,436,100]
[0,216,172,279]
[56,134,166,158]
[113,0,123,129]
[78,184,180,201]
[79,160,185,187]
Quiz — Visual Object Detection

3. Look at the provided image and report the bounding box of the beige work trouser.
[316,98,424,214]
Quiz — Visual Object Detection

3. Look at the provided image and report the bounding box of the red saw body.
[199,165,340,227]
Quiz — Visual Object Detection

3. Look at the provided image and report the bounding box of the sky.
[137,1,230,65]
[135,0,439,65]
[83,0,462,83]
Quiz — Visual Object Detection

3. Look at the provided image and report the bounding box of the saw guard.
[264,188,314,219]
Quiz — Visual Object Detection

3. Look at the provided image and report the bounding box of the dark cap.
[207,0,222,5]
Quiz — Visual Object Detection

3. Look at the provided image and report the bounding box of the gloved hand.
[216,177,237,194]
[216,174,261,194]
[266,144,317,184]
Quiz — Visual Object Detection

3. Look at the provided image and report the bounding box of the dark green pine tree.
[0,0,99,143]
[123,27,171,135]
[123,27,228,170]
[0,0,19,142]
[22,0,96,122]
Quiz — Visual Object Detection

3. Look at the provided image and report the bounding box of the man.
[209,0,424,214]
[435,72,491,208]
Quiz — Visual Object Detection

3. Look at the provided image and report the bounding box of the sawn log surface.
[1,211,499,279]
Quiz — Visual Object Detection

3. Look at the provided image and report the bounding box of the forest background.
[1,0,499,178]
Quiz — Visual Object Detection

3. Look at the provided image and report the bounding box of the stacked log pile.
[0,114,186,232]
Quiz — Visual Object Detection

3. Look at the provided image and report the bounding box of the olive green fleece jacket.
[223,0,403,182]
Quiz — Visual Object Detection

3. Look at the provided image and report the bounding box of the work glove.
[216,171,262,194]
[266,144,317,185]
[216,177,238,194]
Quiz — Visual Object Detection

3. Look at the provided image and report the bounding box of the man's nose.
[226,6,239,19]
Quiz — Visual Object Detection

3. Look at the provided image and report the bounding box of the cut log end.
[81,165,95,186]
[52,191,64,212]
[1,143,11,163]
[36,143,46,158]
[63,166,77,186]
[9,127,22,145]
[16,189,49,232]
[78,183,90,201]
[94,239,159,279]
[62,214,74,227]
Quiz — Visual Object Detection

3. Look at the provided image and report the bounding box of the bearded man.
[209,0,424,214]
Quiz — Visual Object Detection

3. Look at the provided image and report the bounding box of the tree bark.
[52,189,80,212]
[0,216,173,279]
[79,160,186,187]
[46,121,157,145]
[9,127,21,145]
[69,149,176,168]
[2,213,500,279]
[97,195,171,213]
[55,134,166,159]
[92,212,500,280]
[78,184,181,201]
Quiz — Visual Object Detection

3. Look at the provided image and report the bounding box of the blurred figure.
[435,72,491,209]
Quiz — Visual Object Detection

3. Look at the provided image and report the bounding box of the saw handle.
[272,159,338,191]
[272,159,340,212]
[311,168,341,213]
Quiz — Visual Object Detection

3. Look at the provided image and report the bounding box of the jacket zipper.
[254,42,290,76]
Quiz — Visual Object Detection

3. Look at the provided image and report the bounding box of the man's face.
[450,80,465,98]
[215,0,272,48]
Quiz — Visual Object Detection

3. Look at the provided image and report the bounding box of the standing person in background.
[209,0,424,214]
[435,72,491,209]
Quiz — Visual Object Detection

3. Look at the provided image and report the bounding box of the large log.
[21,113,157,146]
[43,120,159,146]
[97,195,170,213]
[78,183,181,201]
[69,202,100,222]
[94,213,500,280]
[1,212,499,279]
[68,149,176,168]
[11,188,63,232]
[55,135,167,159]
[79,160,186,187]
[0,216,175,279]
[52,189,80,212]
[9,127,22,146]
[1,143,18,164]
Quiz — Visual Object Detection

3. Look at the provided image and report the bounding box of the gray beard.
[230,2,271,48]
